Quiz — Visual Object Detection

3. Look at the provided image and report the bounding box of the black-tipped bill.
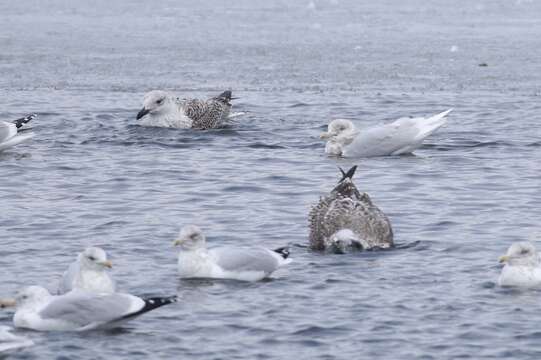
[136,107,150,120]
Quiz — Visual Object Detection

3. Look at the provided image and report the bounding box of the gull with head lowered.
[309,166,393,253]
[136,90,237,129]
[320,109,452,157]
[174,225,291,282]
[0,286,176,332]
[58,247,116,294]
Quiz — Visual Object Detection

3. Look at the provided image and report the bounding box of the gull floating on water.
[0,286,176,332]
[309,166,394,253]
[0,114,36,152]
[0,326,34,354]
[320,109,452,157]
[498,242,541,288]
[58,247,116,294]
[136,90,237,129]
[174,225,291,281]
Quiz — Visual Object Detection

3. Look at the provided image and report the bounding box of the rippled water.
[1,0,541,359]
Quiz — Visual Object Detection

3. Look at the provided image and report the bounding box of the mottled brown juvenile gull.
[174,225,291,281]
[498,241,541,288]
[0,286,176,332]
[136,90,236,129]
[309,166,394,253]
[320,109,452,157]
[58,247,115,295]
[0,114,36,152]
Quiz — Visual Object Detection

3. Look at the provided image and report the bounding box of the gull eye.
[520,249,530,255]
[88,256,96,261]
[157,98,164,105]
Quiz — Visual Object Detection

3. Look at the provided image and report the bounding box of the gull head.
[137,90,172,120]
[329,229,363,253]
[320,119,357,142]
[0,286,51,310]
[78,247,112,270]
[499,242,539,267]
[174,225,207,250]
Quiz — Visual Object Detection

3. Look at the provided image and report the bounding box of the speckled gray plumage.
[309,166,394,251]
[176,91,232,129]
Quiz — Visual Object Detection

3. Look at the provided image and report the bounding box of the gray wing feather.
[211,248,279,274]
[39,292,140,327]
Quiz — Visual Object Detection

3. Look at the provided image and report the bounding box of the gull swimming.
[136,90,236,129]
[0,326,33,354]
[320,109,452,157]
[498,242,541,288]
[309,166,394,253]
[0,286,176,332]
[174,225,291,282]
[58,247,116,294]
[0,114,36,152]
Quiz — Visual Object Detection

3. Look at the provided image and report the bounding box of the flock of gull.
[1,89,538,352]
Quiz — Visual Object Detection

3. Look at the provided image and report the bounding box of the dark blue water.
[1,0,541,359]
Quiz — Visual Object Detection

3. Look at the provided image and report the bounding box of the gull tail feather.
[338,165,357,182]
[119,296,177,321]
[273,246,290,259]
[12,114,37,129]
[414,109,452,141]
[214,90,234,104]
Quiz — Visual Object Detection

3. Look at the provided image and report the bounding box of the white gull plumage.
[0,286,176,332]
[58,247,116,294]
[0,114,36,152]
[174,225,291,282]
[320,109,452,157]
[498,242,541,288]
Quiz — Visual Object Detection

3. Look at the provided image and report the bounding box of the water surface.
[1,0,541,359]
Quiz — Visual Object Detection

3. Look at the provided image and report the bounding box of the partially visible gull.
[0,114,36,152]
[58,247,116,295]
[320,109,452,157]
[174,225,291,281]
[136,90,237,129]
[498,241,541,288]
[0,286,176,332]
[309,166,394,253]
